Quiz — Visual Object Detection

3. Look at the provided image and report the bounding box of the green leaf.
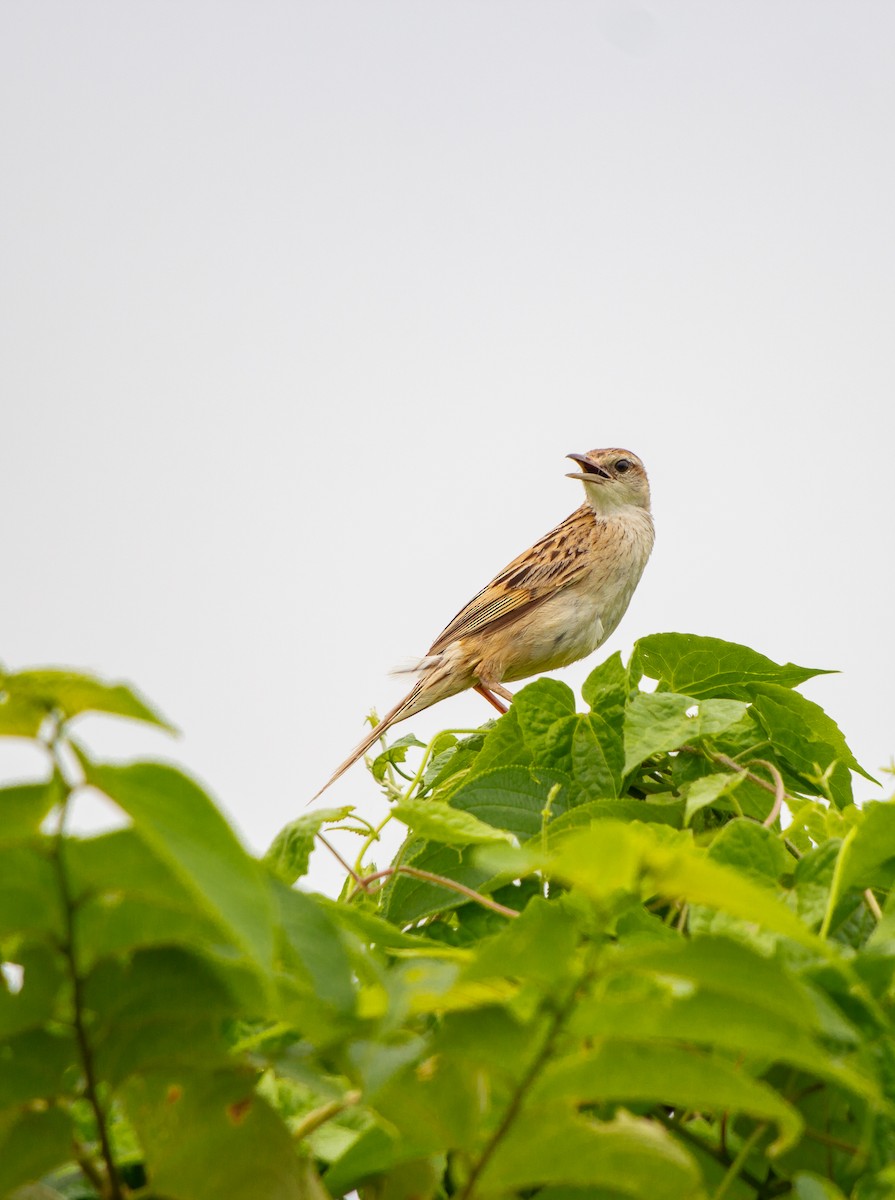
[0,690,46,737]
[0,1108,74,1196]
[4,668,175,730]
[390,797,513,846]
[65,827,233,967]
[271,881,356,1017]
[683,772,746,825]
[85,947,241,1083]
[319,897,470,956]
[468,708,531,776]
[123,1068,306,1200]
[705,819,791,886]
[533,713,624,801]
[0,945,66,1037]
[0,1029,76,1106]
[0,780,61,842]
[264,806,354,885]
[371,734,425,783]
[631,633,831,699]
[792,1172,850,1199]
[79,759,275,973]
[546,796,684,839]
[836,802,895,893]
[464,896,579,991]
[623,693,748,773]
[604,936,824,1027]
[512,679,577,756]
[381,842,498,924]
[0,845,64,940]
[749,684,875,806]
[447,765,570,841]
[568,987,871,1107]
[582,650,630,710]
[550,823,820,948]
[533,1042,803,1153]
[478,1109,703,1199]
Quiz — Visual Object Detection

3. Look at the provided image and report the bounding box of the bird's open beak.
[566,452,610,482]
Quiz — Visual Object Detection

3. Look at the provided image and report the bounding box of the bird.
[311,448,654,801]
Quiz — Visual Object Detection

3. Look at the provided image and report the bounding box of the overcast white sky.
[2,1,894,894]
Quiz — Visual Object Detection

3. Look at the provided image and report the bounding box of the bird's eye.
[614,458,632,473]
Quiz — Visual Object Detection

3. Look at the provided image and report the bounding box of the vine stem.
[47,742,124,1200]
[712,1123,767,1200]
[359,865,519,919]
[682,745,793,825]
[347,727,488,895]
[456,978,583,1200]
[315,833,372,893]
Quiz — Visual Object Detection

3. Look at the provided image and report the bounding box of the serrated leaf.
[264,806,354,885]
[749,684,875,806]
[631,633,831,699]
[80,759,275,973]
[4,668,175,731]
[447,765,570,841]
[468,707,531,776]
[624,693,748,773]
[533,1042,802,1154]
[512,679,577,757]
[582,650,630,710]
[391,797,513,846]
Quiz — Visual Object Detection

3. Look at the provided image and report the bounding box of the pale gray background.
[2,1,893,893]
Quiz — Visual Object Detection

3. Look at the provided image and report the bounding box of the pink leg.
[474,683,509,715]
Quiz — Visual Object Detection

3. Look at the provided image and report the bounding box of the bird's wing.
[427,505,596,653]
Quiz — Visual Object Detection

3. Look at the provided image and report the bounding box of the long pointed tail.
[308,680,425,805]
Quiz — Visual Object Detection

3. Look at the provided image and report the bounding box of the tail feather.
[308,680,424,804]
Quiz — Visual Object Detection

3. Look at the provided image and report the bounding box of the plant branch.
[683,746,796,818]
[651,1111,765,1191]
[48,753,123,1200]
[457,982,581,1200]
[750,759,785,828]
[292,1090,362,1142]
[316,832,372,893]
[712,1122,767,1200]
[359,865,519,919]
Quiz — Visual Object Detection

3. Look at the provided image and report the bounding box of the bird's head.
[566,448,651,515]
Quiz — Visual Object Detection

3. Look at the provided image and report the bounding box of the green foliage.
[1,635,894,1200]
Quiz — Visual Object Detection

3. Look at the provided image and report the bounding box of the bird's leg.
[474,672,514,715]
[474,684,508,714]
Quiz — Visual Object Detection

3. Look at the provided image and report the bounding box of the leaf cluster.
[1,637,895,1200]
